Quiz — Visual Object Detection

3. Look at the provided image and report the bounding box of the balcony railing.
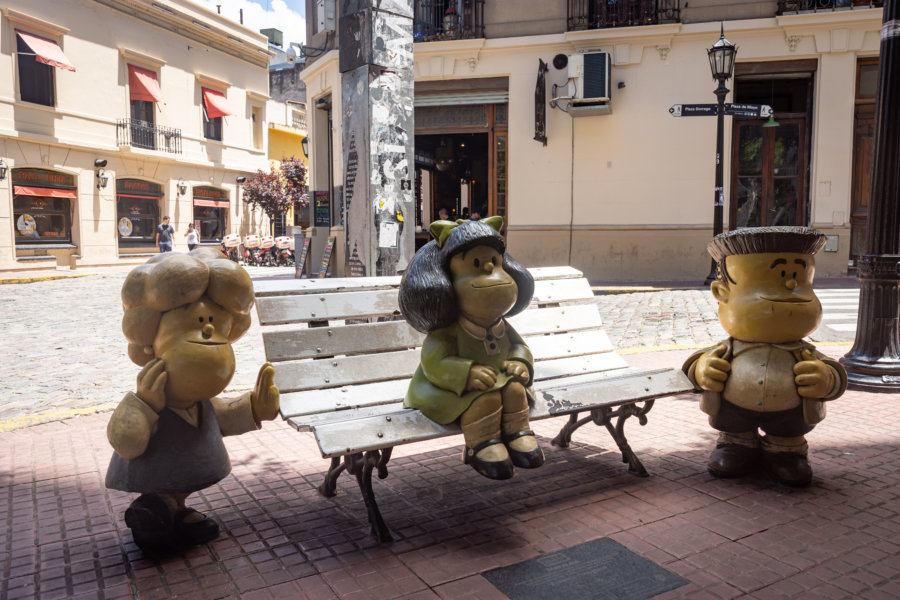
[568,0,680,31]
[414,0,485,42]
[117,119,182,154]
[777,0,883,13]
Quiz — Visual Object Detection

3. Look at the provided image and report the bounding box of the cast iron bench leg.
[551,400,656,477]
[318,457,345,497]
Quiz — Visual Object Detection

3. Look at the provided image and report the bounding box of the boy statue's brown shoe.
[707,443,760,478]
[761,451,813,487]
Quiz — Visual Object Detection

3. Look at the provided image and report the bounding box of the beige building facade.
[0,0,272,271]
[302,1,883,281]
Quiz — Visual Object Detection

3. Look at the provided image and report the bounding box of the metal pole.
[704,79,729,285]
[840,0,900,391]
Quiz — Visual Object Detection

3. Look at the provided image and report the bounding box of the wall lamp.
[95,159,109,190]
[301,136,309,158]
[177,179,187,195]
[0,159,7,180]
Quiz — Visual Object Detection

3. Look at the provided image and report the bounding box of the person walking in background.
[156,216,174,253]
[185,223,199,251]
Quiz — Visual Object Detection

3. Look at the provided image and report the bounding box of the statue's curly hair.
[121,248,255,366]
[399,220,534,333]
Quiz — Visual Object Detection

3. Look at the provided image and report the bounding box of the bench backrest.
[254,267,629,428]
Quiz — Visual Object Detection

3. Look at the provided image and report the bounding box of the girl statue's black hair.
[399,220,534,333]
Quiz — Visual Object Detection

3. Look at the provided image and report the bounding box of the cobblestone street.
[0,268,860,428]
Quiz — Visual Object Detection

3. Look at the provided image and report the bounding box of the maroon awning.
[128,64,164,103]
[202,87,233,118]
[14,185,77,198]
[16,30,75,72]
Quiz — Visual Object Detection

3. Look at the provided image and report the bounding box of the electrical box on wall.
[568,52,611,104]
[316,0,336,33]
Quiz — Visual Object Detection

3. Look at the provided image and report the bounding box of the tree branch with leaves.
[241,156,308,233]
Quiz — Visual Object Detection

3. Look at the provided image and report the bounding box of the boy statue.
[683,227,847,486]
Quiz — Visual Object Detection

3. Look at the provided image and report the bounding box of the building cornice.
[119,47,166,69]
[92,0,273,68]
[2,8,69,36]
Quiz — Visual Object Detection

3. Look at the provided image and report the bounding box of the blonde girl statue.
[106,248,279,552]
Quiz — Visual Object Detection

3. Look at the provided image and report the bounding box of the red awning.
[16,30,75,72]
[193,199,229,208]
[14,185,77,198]
[117,193,161,200]
[202,87,234,119]
[128,64,164,103]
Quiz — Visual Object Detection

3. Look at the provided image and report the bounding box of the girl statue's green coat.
[405,318,534,424]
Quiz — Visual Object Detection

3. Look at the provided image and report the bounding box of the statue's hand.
[503,360,530,385]
[136,358,167,412]
[794,349,834,399]
[251,362,280,422]
[465,365,497,391]
[695,343,731,392]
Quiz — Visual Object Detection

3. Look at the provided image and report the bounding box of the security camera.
[286,46,297,63]
[236,176,247,183]
[94,158,108,168]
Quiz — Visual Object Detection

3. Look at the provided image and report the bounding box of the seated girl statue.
[106,248,279,552]
[399,216,544,480]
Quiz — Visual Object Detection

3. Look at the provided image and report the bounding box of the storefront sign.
[314,191,330,227]
[12,168,75,189]
[117,179,163,197]
[194,186,229,200]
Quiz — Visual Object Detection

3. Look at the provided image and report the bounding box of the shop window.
[17,34,54,106]
[14,197,70,243]
[116,180,162,246]
[193,186,229,243]
[203,112,223,141]
[194,206,225,241]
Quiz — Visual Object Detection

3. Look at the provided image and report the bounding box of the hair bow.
[430,216,503,248]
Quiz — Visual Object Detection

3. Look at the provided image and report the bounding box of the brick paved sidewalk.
[2,345,897,600]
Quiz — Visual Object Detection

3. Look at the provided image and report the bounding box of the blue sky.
[196,0,307,46]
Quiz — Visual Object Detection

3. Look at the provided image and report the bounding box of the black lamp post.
[704,25,737,285]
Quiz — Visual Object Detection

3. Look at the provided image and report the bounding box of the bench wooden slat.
[253,266,585,298]
[507,304,602,334]
[274,348,421,393]
[284,366,642,432]
[258,277,594,327]
[309,368,693,457]
[278,351,631,421]
[257,288,401,325]
[263,320,424,362]
[274,335,626,395]
[263,303,610,362]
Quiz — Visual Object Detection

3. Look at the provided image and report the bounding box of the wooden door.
[731,117,807,228]
[850,104,875,263]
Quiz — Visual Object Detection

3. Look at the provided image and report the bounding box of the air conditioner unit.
[568,52,611,104]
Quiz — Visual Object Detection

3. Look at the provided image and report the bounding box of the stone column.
[340,0,415,277]
[840,0,900,391]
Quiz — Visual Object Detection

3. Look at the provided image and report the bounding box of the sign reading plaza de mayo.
[669,103,774,118]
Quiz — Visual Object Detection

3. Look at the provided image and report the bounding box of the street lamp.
[704,25,737,285]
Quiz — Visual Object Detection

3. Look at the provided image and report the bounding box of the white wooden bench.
[253,266,693,542]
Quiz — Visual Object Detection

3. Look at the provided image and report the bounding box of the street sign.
[725,103,773,118]
[670,103,773,118]
[669,104,717,117]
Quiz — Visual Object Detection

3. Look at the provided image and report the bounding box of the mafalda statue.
[106,248,279,552]
[399,217,544,480]
[683,227,847,486]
